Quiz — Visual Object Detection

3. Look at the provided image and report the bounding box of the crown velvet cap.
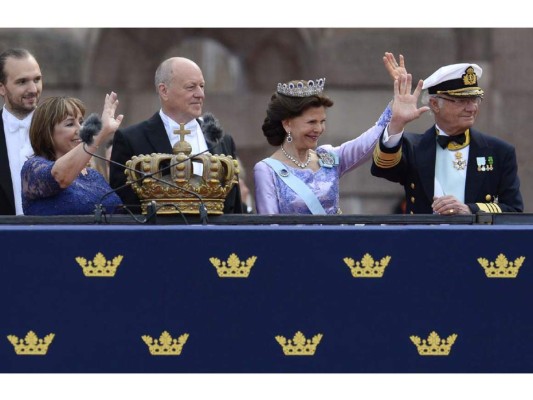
[422,63,484,97]
[277,78,326,97]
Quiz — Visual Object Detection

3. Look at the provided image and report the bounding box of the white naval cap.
[422,63,484,97]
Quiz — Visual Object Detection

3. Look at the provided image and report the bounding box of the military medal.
[487,156,494,171]
[453,151,467,170]
[477,157,486,172]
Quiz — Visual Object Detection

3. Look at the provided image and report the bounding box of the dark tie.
[436,133,466,149]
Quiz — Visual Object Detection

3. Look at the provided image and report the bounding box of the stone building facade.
[1,28,531,213]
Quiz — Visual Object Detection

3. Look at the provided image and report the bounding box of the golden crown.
[209,253,257,278]
[410,331,458,356]
[275,331,323,356]
[277,78,326,97]
[7,331,55,355]
[477,253,525,278]
[75,252,123,277]
[343,253,391,278]
[125,123,239,215]
[141,330,189,356]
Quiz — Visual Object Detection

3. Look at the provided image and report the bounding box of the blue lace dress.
[21,156,122,215]
[253,104,392,214]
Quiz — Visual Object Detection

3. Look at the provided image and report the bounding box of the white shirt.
[2,107,34,215]
[434,125,468,203]
[159,110,208,175]
[381,124,468,203]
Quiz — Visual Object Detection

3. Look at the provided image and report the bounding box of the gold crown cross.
[172,123,192,154]
[173,123,191,141]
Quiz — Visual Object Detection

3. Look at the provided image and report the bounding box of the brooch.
[317,151,338,168]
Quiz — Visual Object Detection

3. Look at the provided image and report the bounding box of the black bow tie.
[436,133,466,149]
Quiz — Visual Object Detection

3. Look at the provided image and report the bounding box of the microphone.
[79,113,102,145]
[199,112,224,142]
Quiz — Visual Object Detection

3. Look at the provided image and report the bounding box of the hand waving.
[383,52,407,82]
[101,91,124,136]
[388,74,430,134]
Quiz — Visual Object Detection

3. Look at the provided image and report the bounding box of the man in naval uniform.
[110,56,242,214]
[371,63,523,215]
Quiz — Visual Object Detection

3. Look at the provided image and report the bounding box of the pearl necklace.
[280,144,311,168]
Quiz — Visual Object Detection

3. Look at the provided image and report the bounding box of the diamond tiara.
[277,78,326,97]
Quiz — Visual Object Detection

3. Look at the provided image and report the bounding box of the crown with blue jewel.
[277,78,326,97]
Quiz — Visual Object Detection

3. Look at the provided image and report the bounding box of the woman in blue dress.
[21,93,124,215]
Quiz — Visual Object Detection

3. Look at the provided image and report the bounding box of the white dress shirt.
[434,125,468,203]
[159,110,208,176]
[2,107,34,215]
[381,124,468,203]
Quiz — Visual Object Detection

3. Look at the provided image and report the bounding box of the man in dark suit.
[372,63,523,215]
[0,48,42,215]
[110,57,242,214]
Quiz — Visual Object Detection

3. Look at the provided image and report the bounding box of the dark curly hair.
[261,92,334,146]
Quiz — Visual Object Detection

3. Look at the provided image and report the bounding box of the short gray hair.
[154,58,173,93]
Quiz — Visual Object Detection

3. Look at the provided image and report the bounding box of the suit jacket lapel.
[145,113,173,154]
[465,129,489,203]
[0,110,15,211]
[414,127,437,202]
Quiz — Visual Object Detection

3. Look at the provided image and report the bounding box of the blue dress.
[21,156,122,215]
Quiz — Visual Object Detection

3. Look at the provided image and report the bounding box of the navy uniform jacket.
[110,112,243,214]
[371,126,523,214]
[0,110,16,215]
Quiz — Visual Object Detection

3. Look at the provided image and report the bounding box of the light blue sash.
[262,158,326,215]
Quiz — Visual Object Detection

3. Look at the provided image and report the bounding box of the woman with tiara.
[253,53,429,215]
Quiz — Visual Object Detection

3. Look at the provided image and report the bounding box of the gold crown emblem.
[7,331,55,355]
[141,330,189,356]
[343,253,391,278]
[75,252,123,277]
[275,331,323,356]
[125,124,239,215]
[462,66,477,86]
[477,253,525,278]
[209,253,257,278]
[410,331,457,356]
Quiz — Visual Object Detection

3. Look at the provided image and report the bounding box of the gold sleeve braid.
[476,203,502,213]
[373,144,402,168]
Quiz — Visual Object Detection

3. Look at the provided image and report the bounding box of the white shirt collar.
[159,110,198,138]
[3,106,33,134]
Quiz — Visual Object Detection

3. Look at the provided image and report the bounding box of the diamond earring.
[286,132,293,143]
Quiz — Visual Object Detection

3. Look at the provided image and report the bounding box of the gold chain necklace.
[280,144,311,168]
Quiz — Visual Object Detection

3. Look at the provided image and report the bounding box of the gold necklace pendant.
[452,151,467,170]
[280,145,311,168]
